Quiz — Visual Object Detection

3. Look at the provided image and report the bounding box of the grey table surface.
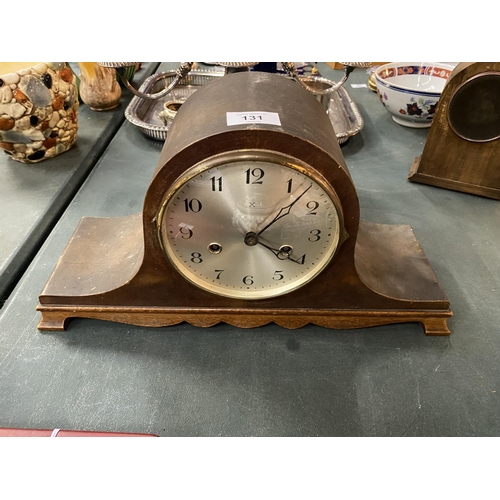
[0,63,499,437]
[0,62,159,305]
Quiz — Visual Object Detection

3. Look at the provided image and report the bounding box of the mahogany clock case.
[37,71,451,335]
[409,62,500,199]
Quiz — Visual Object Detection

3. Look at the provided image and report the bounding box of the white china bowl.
[374,62,455,128]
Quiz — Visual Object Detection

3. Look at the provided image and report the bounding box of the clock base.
[409,156,500,200]
[37,215,452,335]
[36,306,451,335]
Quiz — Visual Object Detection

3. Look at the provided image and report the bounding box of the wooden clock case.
[37,71,452,334]
[409,62,500,199]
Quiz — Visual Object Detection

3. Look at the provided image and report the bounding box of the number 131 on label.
[226,111,282,126]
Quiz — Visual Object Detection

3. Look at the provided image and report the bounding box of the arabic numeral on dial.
[190,252,203,263]
[308,229,321,242]
[245,168,264,184]
[273,271,284,281]
[243,275,254,285]
[286,178,293,193]
[215,270,224,279]
[183,198,202,212]
[297,254,306,264]
[210,176,222,191]
[306,201,319,215]
[179,226,193,239]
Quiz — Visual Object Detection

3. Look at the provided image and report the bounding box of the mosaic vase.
[0,62,79,163]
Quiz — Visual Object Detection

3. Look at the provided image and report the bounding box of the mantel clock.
[38,72,452,334]
[409,62,500,199]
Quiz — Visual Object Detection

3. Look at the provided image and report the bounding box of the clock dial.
[157,152,343,299]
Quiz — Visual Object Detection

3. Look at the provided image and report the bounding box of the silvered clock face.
[157,151,343,299]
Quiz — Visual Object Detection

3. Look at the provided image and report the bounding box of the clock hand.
[256,183,313,236]
[257,241,303,265]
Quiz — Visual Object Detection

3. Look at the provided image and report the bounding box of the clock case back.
[37,71,452,335]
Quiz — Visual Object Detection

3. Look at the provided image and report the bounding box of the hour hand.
[257,241,302,264]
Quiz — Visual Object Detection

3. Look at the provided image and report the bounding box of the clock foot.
[420,317,451,336]
[36,309,70,331]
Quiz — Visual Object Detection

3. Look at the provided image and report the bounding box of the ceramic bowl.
[374,62,455,128]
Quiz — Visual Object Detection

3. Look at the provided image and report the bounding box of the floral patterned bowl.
[374,62,455,128]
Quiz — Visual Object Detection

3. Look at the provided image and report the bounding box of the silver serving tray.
[125,71,363,144]
[125,70,224,140]
[329,86,364,144]
[298,75,364,144]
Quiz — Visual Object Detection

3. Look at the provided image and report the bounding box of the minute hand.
[257,184,313,236]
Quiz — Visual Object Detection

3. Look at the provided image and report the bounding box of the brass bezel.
[156,149,347,299]
[447,71,500,143]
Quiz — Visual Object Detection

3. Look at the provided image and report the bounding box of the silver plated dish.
[328,84,364,144]
[125,71,363,144]
[125,70,224,141]
[297,75,364,144]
